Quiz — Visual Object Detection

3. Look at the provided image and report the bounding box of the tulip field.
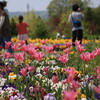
[0,38,100,100]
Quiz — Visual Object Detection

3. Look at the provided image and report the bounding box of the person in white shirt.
[68,4,84,46]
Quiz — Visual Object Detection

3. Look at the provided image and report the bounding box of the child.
[68,4,84,46]
[16,15,29,44]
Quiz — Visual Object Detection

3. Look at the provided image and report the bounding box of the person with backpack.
[68,3,84,46]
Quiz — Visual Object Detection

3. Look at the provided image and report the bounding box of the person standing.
[16,15,29,44]
[68,4,84,46]
[0,1,12,52]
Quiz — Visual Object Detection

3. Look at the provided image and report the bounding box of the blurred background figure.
[16,15,29,44]
[62,35,66,39]
[56,33,60,39]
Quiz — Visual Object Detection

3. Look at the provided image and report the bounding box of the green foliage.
[83,6,100,35]
[46,0,92,38]
[47,0,69,33]
[23,11,48,39]
[93,6,100,34]
[9,0,100,39]
[84,7,95,21]
[47,0,69,18]
[10,18,17,36]
[57,12,72,37]
[25,11,38,38]
[35,16,48,39]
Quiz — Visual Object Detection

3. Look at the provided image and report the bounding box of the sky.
[1,0,100,12]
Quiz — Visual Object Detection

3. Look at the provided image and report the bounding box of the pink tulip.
[64,67,76,76]
[43,67,49,75]
[62,79,68,84]
[4,52,12,58]
[43,46,53,53]
[41,40,46,45]
[66,42,71,48]
[52,76,58,83]
[26,64,35,72]
[63,90,78,100]
[96,67,100,79]
[20,68,27,76]
[64,67,76,83]
[18,45,27,51]
[70,81,80,90]
[12,43,20,51]
[95,48,100,55]
[94,85,100,94]
[75,41,81,47]
[19,40,26,45]
[58,54,69,64]
[90,50,97,59]
[43,67,49,73]
[77,46,85,53]
[67,74,74,83]
[42,46,48,50]
[80,52,91,62]
[27,48,37,55]
[14,53,24,62]
[63,48,70,54]
[33,52,44,61]
[53,51,57,55]
[46,47,54,53]
[5,42,12,49]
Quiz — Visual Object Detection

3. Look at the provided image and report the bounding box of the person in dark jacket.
[0,1,12,52]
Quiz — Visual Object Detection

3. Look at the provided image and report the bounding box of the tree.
[47,0,90,33]
[94,6,100,34]
[47,0,69,32]
[83,7,96,34]
[25,11,38,38]
[58,12,72,37]
[48,0,69,18]
[10,18,17,36]
[35,16,48,39]
[25,11,48,39]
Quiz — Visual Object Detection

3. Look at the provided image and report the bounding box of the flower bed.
[0,38,100,100]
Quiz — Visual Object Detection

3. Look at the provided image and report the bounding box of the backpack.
[71,15,82,27]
